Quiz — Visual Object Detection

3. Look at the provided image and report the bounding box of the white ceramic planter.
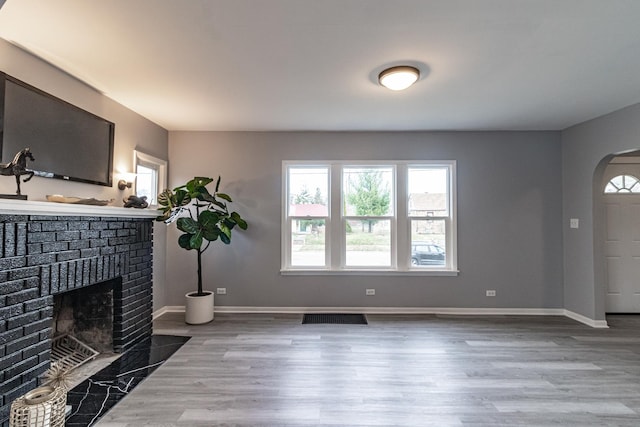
[184,291,214,324]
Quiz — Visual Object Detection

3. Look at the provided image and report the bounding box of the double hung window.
[133,150,167,207]
[282,161,457,274]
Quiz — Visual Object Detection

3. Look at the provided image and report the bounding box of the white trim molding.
[153,306,184,320]
[563,309,609,328]
[213,306,565,316]
[154,305,608,328]
[0,198,159,217]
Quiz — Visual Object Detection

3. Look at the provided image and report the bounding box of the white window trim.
[405,162,458,272]
[282,160,458,276]
[133,150,168,207]
[604,174,640,194]
[282,162,332,271]
[342,163,397,269]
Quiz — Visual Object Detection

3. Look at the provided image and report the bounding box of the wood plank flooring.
[96,313,640,426]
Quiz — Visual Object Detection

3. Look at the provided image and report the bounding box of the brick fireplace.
[0,202,157,425]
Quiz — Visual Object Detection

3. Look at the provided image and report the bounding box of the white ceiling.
[1,0,640,132]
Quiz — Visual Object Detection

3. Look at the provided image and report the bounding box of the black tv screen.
[0,72,114,186]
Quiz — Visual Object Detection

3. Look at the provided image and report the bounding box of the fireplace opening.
[51,277,122,372]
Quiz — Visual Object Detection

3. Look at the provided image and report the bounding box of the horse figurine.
[0,148,35,196]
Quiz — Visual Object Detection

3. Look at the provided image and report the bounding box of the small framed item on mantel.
[0,147,35,200]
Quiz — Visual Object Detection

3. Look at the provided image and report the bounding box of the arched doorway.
[597,152,640,313]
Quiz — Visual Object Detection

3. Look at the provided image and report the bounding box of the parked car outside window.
[411,243,445,266]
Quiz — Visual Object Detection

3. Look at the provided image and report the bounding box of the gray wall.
[166,131,563,309]
[0,39,170,311]
[562,102,640,321]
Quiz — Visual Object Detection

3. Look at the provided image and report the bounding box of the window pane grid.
[290,218,327,267]
[410,218,448,269]
[604,174,640,194]
[283,161,456,273]
[343,166,394,217]
[344,219,392,267]
[285,165,330,269]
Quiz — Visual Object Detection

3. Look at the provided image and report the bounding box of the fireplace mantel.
[0,199,159,218]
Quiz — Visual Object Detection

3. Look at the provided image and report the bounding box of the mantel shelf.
[0,198,160,218]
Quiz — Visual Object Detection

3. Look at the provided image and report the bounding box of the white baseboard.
[153,305,184,319]
[563,309,609,328]
[213,306,565,316]
[153,305,608,328]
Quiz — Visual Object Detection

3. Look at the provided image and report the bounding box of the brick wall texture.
[0,214,153,425]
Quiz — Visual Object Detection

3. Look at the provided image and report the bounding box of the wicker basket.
[9,386,66,427]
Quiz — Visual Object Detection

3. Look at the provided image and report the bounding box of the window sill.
[280,269,459,277]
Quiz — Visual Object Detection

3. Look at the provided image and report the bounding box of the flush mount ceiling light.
[378,66,420,91]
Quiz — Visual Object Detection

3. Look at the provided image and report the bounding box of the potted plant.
[157,176,248,324]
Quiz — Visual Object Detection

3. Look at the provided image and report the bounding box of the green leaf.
[190,232,203,249]
[216,193,232,202]
[220,232,231,244]
[178,233,194,250]
[177,217,199,234]
[197,187,216,203]
[202,227,219,241]
[199,210,220,226]
[220,223,231,239]
[212,200,227,211]
[157,189,173,207]
[230,212,248,230]
[174,189,192,207]
[196,177,214,186]
[187,177,213,193]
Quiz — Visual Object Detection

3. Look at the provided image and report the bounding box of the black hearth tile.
[65,335,189,426]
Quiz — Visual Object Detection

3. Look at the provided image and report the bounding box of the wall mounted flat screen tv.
[0,72,114,186]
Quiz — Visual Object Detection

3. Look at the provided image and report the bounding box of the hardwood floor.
[96,313,640,426]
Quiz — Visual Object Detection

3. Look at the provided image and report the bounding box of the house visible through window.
[287,167,329,267]
[282,161,457,274]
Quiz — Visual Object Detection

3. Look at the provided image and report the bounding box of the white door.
[604,195,640,312]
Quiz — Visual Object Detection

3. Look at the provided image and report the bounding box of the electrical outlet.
[216,287,227,295]
[366,289,376,296]
[486,290,496,297]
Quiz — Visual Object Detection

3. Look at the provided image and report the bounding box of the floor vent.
[302,313,368,325]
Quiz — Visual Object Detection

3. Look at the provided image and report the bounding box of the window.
[604,175,640,193]
[408,167,450,268]
[282,161,457,274]
[287,166,329,267]
[343,166,394,267]
[134,150,167,206]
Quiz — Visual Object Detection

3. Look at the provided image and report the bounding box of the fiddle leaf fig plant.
[156,176,248,296]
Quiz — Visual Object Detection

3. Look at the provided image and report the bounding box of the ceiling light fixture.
[378,66,420,91]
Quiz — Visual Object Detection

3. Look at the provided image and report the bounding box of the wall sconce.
[117,172,137,191]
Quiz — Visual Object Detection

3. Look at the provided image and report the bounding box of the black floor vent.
[302,313,368,325]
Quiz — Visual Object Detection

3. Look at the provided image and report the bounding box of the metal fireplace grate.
[51,334,99,372]
[302,313,368,325]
